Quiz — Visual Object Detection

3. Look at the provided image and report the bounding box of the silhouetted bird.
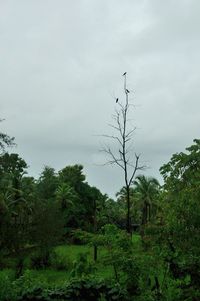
[116,98,118,103]
[126,89,130,93]
[122,72,127,76]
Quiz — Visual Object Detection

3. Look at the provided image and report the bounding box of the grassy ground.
[0,234,142,285]
[0,246,113,285]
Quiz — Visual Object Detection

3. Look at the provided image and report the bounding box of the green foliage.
[30,250,51,269]
[116,186,141,227]
[0,119,15,152]
[58,277,128,301]
[0,153,31,254]
[56,183,74,209]
[159,140,200,284]
[70,253,96,278]
[0,271,16,301]
[0,271,128,301]
[13,269,48,297]
[37,166,58,201]
[17,276,128,301]
[1,137,200,300]
[97,197,125,228]
[31,201,64,249]
[0,153,27,176]
[133,175,160,225]
[136,139,200,300]
[58,164,86,190]
[74,225,142,295]
[0,270,47,301]
[50,250,71,271]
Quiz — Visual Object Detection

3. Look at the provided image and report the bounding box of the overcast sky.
[1,0,199,198]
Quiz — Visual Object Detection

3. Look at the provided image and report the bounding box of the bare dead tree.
[102,73,145,234]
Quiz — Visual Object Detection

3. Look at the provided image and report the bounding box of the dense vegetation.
[0,125,199,300]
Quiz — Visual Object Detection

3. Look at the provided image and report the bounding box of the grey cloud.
[0,0,199,198]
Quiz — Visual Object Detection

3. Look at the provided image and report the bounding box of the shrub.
[16,276,128,301]
[30,249,51,269]
[13,270,47,300]
[50,250,71,271]
[70,253,96,278]
[0,271,16,301]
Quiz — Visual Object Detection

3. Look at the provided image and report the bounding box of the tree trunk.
[94,245,97,262]
[126,186,131,234]
[148,203,151,222]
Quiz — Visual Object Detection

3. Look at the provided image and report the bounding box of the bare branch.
[100,134,123,147]
[125,127,137,138]
[101,146,125,171]
[128,154,146,186]
[108,123,121,132]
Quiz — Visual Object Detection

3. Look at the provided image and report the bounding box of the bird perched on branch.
[126,89,130,93]
[116,98,119,103]
[122,72,127,76]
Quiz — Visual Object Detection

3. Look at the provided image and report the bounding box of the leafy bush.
[0,271,16,301]
[30,249,51,269]
[70,253,96,278]
[17,287,48,301]
[13,269,47,298]
[16,276,128,301]
[50,250,71,271]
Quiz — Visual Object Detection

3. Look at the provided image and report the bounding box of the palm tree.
[55,183,74,210]
[133,175,160,225]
